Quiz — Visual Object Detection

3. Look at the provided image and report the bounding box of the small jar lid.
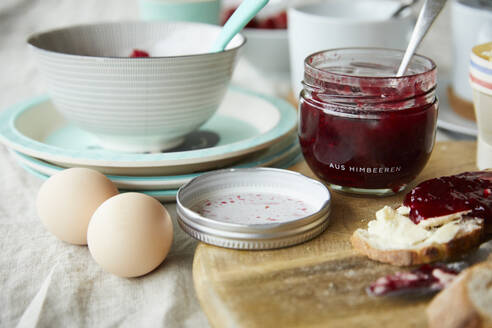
[176,168,331,250]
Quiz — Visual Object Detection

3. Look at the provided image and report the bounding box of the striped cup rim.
[470,72,492,96]
[471,42,492,71]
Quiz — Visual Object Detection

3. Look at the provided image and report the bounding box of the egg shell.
[87,192,173,278]
[36,168,119,245]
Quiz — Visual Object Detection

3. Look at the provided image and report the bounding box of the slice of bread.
[351,206,485,266]
[427,262,492,328]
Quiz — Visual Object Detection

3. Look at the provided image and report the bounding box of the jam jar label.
[328,163,402,174]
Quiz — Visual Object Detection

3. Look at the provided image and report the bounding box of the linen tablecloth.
[0,0,466,327]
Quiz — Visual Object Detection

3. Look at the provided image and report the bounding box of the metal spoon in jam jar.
[396,0,447,76]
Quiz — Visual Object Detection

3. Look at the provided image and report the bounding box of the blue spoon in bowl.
[211,0,269,52]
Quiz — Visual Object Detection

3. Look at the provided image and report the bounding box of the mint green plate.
[0,86,297,176]
[11,134,300,190]
[17,152,304,202]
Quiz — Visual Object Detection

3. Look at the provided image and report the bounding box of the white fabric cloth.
[0,0,465,327]
[1,1,209,327]
[0,149,207,327]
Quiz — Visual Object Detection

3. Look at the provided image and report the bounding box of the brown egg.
[87,192,173,278]
[36,168,119,245]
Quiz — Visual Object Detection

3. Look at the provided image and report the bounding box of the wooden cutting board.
[193,141,491,328]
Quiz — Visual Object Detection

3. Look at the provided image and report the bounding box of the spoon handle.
[396,0,447,76]
[211,0,269,52]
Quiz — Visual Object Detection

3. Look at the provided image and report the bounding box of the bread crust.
[350,220,484,266]
[427,262,492,328]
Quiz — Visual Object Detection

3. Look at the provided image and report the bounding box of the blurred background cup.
[221,0,290,80]
[470,42,492,169]
[288,0,415,97]
[139,0,221,24]
[451,0,492,108]
[241,27,289,79]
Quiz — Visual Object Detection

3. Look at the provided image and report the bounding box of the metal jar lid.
[176,168,331,250]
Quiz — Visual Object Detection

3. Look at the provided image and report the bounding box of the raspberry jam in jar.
[299,48,438,196]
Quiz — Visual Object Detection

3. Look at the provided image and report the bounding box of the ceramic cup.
[241,29,289,78]
[452,0,492,103]
[288,0,414,97]
[139,0,221,25]
[470,42,492,169]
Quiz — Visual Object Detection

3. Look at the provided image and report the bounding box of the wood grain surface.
[193,141,492,328]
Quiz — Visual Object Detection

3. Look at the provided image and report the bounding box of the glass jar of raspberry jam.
[299,48,438,196]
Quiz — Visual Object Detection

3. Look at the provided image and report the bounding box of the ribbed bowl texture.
[28,21,245,152]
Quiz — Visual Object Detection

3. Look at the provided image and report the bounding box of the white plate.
[0,86,297,175]
[437,80,478,137]
[10,135,300,190]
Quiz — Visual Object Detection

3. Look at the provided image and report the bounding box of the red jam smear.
[367,264,459,297]
[403,171,492,224]
[299,80,437,191]
[130,49,150,58]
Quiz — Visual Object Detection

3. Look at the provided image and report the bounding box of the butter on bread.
[351,206,484,266]
[427,262,492,328]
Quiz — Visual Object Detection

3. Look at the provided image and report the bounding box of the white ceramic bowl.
[28,22,245,152]
[241,28,289,76]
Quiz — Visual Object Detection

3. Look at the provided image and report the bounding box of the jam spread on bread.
[367,264,460,296]
[403,171,492,224]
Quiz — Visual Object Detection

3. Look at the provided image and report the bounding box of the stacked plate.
[0,86,300,201]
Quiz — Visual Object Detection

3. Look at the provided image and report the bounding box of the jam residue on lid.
[403,171,492,224]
